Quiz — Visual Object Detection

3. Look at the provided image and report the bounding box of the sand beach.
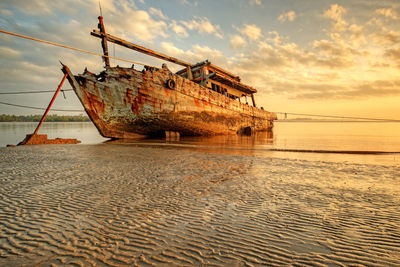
[2,0,400,265]
[0,143,399,266]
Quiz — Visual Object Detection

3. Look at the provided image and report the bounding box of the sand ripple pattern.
[0,144,399,266]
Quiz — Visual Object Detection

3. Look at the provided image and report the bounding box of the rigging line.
[273,111,400,122]
[0,89,74,95]
[0,29,153,67]
[0,101,84,112]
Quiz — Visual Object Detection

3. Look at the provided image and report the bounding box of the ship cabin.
[176,61,258,108]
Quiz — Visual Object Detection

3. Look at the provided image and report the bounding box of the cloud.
[0,0,99,17]
[375,8,398,19]
[323,4,347,20]
[313,39,357,58]
[238,24,262,41]
[160,42,194,58]
[192,45,225,61]
[348,24,363,34]
[278,11,297,22]
[105,8,168,41]
[0,46,22,59]
[321,4,366,47]
[0,0,53,15]
[249,0,262,6]
[149,7,167,20]
[0,1,168,42]
[225,16,400,101]
[384,48,400,68]
[160,42,225,66]
[181,16,223,39]
[348,24,366,47]
[0,9,13,16]
[371,29,400,45]
[323,4,348,32]
[230,35,247,50]
[293,80,400,99]
[179,0,198,6]
[169,20,188,38]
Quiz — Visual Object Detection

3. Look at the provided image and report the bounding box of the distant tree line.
[0,114,90,122]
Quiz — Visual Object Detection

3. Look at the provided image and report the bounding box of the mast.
[97,15,110,67]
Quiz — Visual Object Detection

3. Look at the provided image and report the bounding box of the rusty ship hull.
[63,65,276,139]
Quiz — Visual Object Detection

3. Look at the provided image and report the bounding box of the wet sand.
[0,144,399,266]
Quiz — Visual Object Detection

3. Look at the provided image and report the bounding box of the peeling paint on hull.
[64,66,277,139]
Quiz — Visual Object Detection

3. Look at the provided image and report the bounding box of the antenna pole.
[99,1,103,17]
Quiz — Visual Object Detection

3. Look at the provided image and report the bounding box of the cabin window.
[211,83,217,91]
[216,85,221,93]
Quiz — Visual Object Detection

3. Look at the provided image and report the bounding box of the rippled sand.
[0,144,399,266]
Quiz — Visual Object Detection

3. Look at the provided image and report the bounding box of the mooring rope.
[273,112,400,122]
[0,29,155,67]
[0,89,74,95]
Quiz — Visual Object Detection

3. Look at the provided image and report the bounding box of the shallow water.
[2,121,399,165]
[0,144,399,266]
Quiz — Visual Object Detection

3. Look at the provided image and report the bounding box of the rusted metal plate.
[63,65,276,139]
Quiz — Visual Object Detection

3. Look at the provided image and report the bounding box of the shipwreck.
[62,16,277,139]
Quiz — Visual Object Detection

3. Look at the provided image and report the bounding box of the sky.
[0,0,400,120]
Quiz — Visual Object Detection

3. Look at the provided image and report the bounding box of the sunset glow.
[0,0,399,119]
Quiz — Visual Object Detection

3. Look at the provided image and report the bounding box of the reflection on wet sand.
[106,130,274,147]
[105,130,399,165]
[1,144,399,266]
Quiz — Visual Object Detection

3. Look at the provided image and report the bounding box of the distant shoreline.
[0,114,90,122]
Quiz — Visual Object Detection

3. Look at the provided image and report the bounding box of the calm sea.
[1,121,399,165]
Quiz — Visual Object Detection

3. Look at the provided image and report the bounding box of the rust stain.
[124,88,133,105]
[131,99,139,114]
[87,93,106,114]
[194,98,201,108]
[164,87,171,98]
